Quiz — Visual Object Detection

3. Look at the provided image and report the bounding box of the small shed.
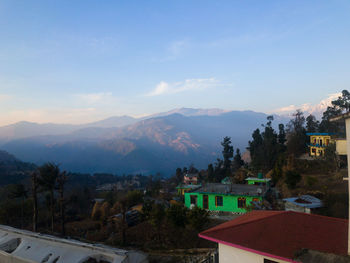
[283,195,322,214]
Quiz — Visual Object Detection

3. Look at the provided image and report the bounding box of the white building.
[0,225,147,263]
[199,210,347,263]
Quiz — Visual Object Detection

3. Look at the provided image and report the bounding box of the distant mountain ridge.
[0,108,290,175]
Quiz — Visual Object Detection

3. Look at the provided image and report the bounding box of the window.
[264,259,278,263]
[215,196,223,206]
[190,195,197,205]
[238,197,246,208]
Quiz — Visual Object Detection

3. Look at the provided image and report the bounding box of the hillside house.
[184,183,264,213]
[283,195,322,214]
[199,210,348,263]
[307,133,334,157]
[183,173,199,185]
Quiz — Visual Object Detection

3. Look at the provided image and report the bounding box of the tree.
[261,116,278,171]
[188,164,198,174]
[306,114,319,133]
[271,155,284,183]
[38,162,60,233]
[332,90,350,113]
[249,116,279,172]
[31,171,38,232]
[319,105,344,134]
[213,158,225,182]
[278,124,286,145]
[324,143,339,172]
[232,148,244,171]
[8,184,27,229]
[277,124,287,152]
[221,136,234,171]
[207,164,214,183]
[249,128,264,170]
[56,171,67,236]
[319,90,350,135]
[286,110,308,156]
[175,168,182,184]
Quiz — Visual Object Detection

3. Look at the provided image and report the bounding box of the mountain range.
[0,108,290,175]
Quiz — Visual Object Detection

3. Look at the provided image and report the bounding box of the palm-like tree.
[38,162,59,233]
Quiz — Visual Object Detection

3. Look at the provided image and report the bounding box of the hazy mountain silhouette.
[0,109,289,175]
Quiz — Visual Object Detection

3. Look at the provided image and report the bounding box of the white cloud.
[146,78,218,96]
[75,92,116,105]
[273,92,341,118]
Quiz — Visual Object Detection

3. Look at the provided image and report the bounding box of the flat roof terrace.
[0,225,148,263]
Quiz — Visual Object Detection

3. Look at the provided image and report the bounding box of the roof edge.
[200,211,285,235]
[198,233,299,263]
[200,211,348,239]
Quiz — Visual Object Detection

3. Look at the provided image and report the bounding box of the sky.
[0,0,349,125]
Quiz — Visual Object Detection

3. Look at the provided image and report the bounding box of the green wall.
[184,192,262,213]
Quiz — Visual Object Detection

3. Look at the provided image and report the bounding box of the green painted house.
[184,183,265,213]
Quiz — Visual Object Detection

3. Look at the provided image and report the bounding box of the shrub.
[166,204,188,228]
[187,206,209,232]
[285,170,301,189]
[305,176,318,187]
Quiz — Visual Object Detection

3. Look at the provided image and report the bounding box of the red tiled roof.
[199,211,348,261]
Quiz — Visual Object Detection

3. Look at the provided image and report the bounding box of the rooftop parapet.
[0,225,148,263]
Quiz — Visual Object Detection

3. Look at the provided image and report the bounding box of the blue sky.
[0,0,349,125]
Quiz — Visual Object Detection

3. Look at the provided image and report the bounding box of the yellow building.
[307,133,333,156]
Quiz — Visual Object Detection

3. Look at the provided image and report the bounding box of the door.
[203,195,209,209]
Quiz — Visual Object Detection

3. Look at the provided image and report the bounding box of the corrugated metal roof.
[191,183,264,196]
[283,195,323,209]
